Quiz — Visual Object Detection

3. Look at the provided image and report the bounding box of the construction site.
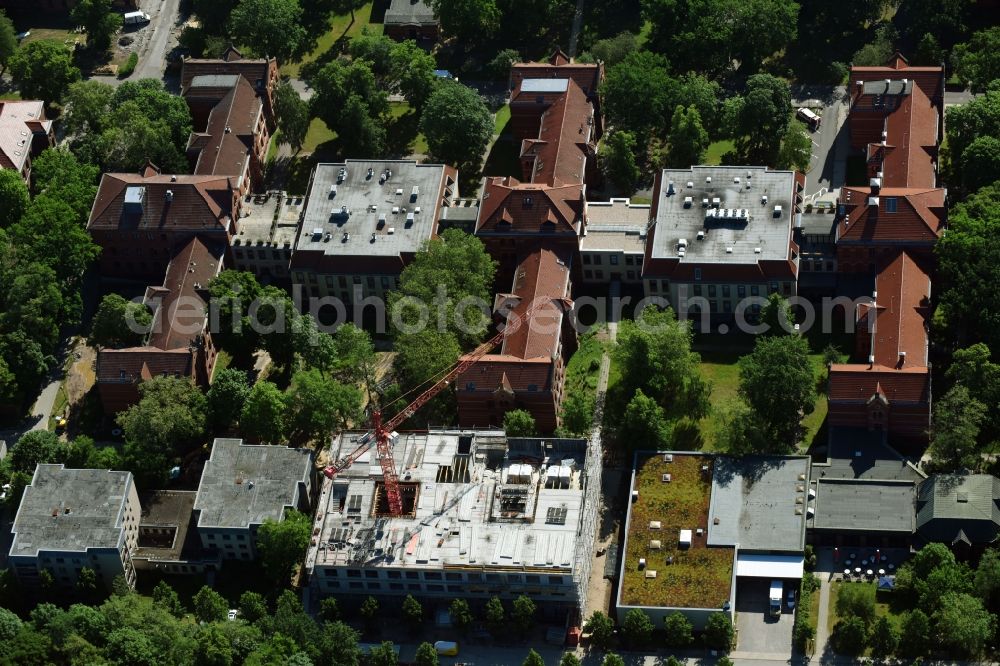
[305,429,601,624]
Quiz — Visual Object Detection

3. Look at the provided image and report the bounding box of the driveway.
[791,85,849,200]
[127,0,183,80]
[733,578,794,659]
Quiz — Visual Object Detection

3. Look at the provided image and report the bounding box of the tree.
[151,580,185,618]
[359,596,379,630]
[503,410,536,437]
[899,609,931,658]
[619,390,672,450]
[207,368,252,431]
[831,616,866,655]
[430,0,500,41]
[777,120,812,172]
[621,608,653,647]
[30,148,100,223]
[414,642,439,666]
[0,606,22,641]
[601,654,625,666]
[511,594,536,635]
[241,381,288,444]
[600,130,641,190]
[667,105,709,168]
[193,586,229,624]
[330,323,377,386]
[0,169,28,228]
[726,74,792,165]
[602,51,675,136]
[869,615,899,659]
[0,9,16,77]
[402,595,424,631]
[954,27,1000,92]
[559,391,594,437]
[936,181,1000,349]
[105,627,158,666]
[71,0,122,51]
[663,611,693,647]
[586,31,638,66]
[274,81,310,153]
[309,58,388,156]
[229,0,306,61]
[737,334,815,448]
[913,32,944,66]
[851,25,896,66]
[975,547,1000,610]
[240,591,270,624]
[894,0,972,49]
[934,592,995,657]
[9,40,81,104]
[522,650,544,666]
[257,510,312,584]
[488,48,520,78]
[89,294,152,349]
[195,624,234,666]
[835,582,876,626]
[9,430,62,473]
[286,368,362,443]
[118,376,208,485]
[484,596,505,637]
[559,653,581,666]
[419,82,493,168]
[930,384,986,470]
[704,612,733,651]
[614,306,709,416]
[584,610,615,650]
[449,598,473,633]
[958,135,1000,193]
[759,293,795,335]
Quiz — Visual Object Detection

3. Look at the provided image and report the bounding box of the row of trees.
[0,149,100,409]
[583,609,733,653]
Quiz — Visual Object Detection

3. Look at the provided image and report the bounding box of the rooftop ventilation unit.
[387,227,395,235]
[406,212,415,225]
[706,176,712,184]
[697,230,705,240]
[734,176,740,184]
[311,228,323,239]
[411,186,419,201]
[666,180,675,196]
[683,196,693,208]
[663,453,673,462]
[761,195,768,205]
[754,247,762,254]
[662,473,672,483]
[337,167,347,183]
[726,246,733,254]
[650,539,662,550]
[773,204,782,217]
[342,232,350,242]
[631,490,639,502]
[638,558,646,569]
[702,198,709,207]
[679,529,692,547]
[645,570,658,579]
[686,181,694,188]
[712,197,721,207]
[329,184,337,197]
[649,521,662,529]
[323,232,331,242]
[868,196,880,207]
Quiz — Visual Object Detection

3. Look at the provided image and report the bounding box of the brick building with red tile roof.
[460,50,601,431]
[829,53,945,443]
[456,246,576,432]
[87,163,240,280]
[828,251,932,440]
[96,237,224,413]
[181,47,279,129]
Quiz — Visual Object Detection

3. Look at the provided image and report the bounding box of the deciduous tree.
[737,334,815,448]
[621,608,653,647]
[207,368,252,431]
[9,40,81,105]
[503,410,536,437]
[704,612,733,651]
[778,120,813,172]
[600,130,641,189]
[934,592,995,657]
[430,0,501,41]
[241,381,288,444]
[274,81,310,153]
[9,430,63,474]
[954,27,1000,92]
[583,610,615,650]
[663,611,692,647]
[229,0,306,61]
[286,368,362,443]
[930,384,987,471]
[0,9,15,77]
[89,294,152,349]
[71,0,122,51]
[257,510,312,584]
[193,586,229,624]
[619,390,672,450]
[667,104,709,168]
[869,616,899,659]
[310,58,388,156]
[0,169,28,228]
[725,74,792,165]
[415,642,439,666]
[419,82,493,168]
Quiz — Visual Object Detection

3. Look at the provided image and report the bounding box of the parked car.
[123,11,151,26]
[796,107,821,131]
[787,589,796,610]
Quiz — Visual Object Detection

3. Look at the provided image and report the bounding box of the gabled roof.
[88,169,237,233]
[838,186,945,244]
[476,177,583,235]
[96,347,194,384]
[0,100,51,171]
[384,0,436,26]
[181,46,275,94]
[510,49,602,96]
[518,78,593,187]
[147,237,224,352]
[189,76,262,178]
[916,474,1000,545]
[858,251,931,367]
[827,364,930,404]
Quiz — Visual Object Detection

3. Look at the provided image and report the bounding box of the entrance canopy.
[736,552,804,579]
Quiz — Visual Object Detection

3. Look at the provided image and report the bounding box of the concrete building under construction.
[305,429,601,620]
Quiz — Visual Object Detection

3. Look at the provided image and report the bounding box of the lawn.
[303,117,338,153]
[387,101,428,156]
[704,140,735,165]
[694,341,830,451]
[0,90,21,101]
[493,104,511,135]
[620,453,734,609]
[564,331,606,400]
[282,3,381,78]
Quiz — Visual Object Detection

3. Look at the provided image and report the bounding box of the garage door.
[736,553,804,578]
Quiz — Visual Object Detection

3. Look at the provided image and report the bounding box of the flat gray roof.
[817,427,925,482]
[651,166,796,264]
[708,455,810,552]
[521,78,569,93]
[297,160,451,257]
[10,465,133,557]
[812,478,916,533]
[234,192,300,248]
[582,198,648,253]
[194,438,312,529]
[860,79,913,96]
[190,74,241,89]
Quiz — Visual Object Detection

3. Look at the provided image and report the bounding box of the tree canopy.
[502,409,536,437]
[9,40,81,105]
[89,294,152,349]
[0,170,29,229]
[736,334,815,448]
[310,57,388,157]
[273,80,310,153]
[419,82,493,168]
[430,0,501,41]
[71,0,122,51]
[228,0,307,61]
[257,510,312,584]
[725,74,792,165]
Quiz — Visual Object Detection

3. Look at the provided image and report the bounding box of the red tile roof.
[476,177,583,235]
[509,49,602,99]
[828,364,930,404]
[180,47,276,95]
[838,186,945,244]
[189,76,262,178]
[147,237,224,352]
[850,53,943,189]
[88,170,238,233]
[96,347,194,384]
[518,78,594,186]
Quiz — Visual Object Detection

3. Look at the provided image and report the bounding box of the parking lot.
[791,85,849,200]
[735,578,795,657]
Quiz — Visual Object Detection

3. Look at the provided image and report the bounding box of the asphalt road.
[129,0,182,81]
[790,85,848,199]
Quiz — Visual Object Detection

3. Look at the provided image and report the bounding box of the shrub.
[118,52,138,78]
[793,575,819,652]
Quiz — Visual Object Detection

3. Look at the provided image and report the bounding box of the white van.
[796,107,821,131]
[123,11,151,26]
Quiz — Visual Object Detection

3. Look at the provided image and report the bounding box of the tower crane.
[323,298,551,516]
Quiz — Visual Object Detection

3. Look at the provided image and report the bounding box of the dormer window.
[523,197,533,207]
[884,197,897,213]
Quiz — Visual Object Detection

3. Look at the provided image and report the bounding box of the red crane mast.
[323,298,550,516]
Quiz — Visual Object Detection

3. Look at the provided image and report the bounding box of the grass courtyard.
[281,3,381,78]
